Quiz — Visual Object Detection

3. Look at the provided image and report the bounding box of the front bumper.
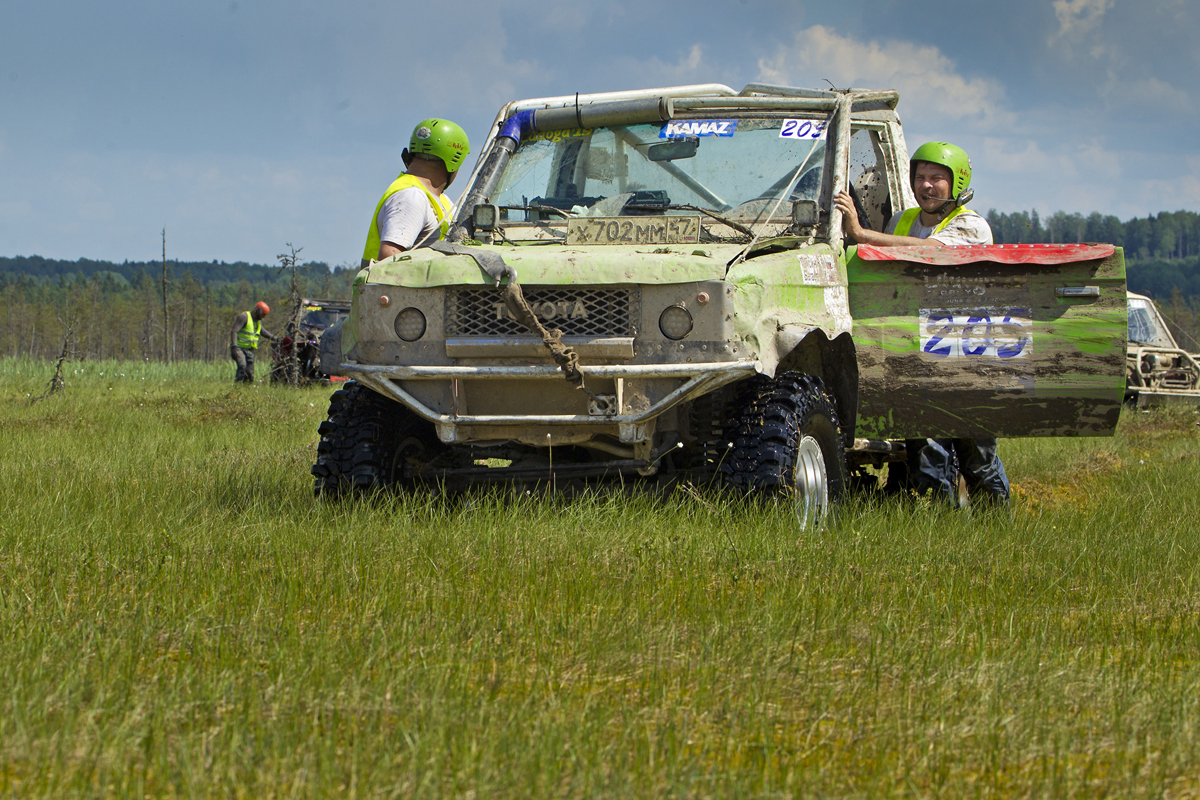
[340,360,759,444]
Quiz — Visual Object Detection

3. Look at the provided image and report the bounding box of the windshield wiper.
[500,203,575,219]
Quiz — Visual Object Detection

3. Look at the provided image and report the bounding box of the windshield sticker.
[779,119,829,141]
[919,309,1032,360]
[526,127,592,144]
[660,120,738,138]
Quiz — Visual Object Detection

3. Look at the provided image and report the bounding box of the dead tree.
[277,243,304,387]
[162,228,170,363]
[31,317,75,404]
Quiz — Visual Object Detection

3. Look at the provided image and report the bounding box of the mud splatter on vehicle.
[312,83,1127,525]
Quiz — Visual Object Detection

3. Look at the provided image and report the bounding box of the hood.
[360,243,750,288]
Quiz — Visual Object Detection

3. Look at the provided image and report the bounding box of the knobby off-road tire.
[721,372,848,528]
[311,381,436,496]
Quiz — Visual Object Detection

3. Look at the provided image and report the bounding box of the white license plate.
[566,215,701,246]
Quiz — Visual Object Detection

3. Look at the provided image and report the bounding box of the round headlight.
[659,304,693,340]
[394,307,427,341]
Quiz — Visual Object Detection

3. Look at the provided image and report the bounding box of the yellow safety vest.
[236,313,262,349]
[894,205,976,238]
[361,174,454,263]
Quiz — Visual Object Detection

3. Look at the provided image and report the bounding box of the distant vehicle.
[1126,291,1200,406]
[271,298,351,385]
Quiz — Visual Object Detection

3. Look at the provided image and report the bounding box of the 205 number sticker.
[779,119,829,140]
[919,309,1032,359]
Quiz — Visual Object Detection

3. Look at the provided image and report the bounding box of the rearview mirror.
[648,137,699,162]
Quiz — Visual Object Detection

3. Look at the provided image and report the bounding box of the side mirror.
[648,137,699,162]
[791,199,819,227]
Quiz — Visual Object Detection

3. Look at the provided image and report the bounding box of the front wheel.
[311,381,439,496]
[723,372,847,528]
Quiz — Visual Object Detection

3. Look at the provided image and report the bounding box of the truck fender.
[775,326,859,444]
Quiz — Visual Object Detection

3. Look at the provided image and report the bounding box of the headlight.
[394,307,427,341]
[473,203,499,231]
[658,304,693,340]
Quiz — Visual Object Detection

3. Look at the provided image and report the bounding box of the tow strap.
[429,240,599,401]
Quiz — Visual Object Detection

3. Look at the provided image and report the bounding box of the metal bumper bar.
[340,360,760,439]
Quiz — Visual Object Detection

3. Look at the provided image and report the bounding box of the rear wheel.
[722,372,847,528]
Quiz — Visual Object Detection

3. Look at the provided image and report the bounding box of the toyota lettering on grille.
[491,299,589,321]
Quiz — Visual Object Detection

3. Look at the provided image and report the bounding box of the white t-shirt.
[884,209,993,246]
[376,186,453,252]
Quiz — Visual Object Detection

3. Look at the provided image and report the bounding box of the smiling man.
[835,141,992,247]
[835,142,1009,507]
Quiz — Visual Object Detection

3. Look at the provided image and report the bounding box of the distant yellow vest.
[361,174,454,263]
[894,205,975,238]
[236,314,262,349]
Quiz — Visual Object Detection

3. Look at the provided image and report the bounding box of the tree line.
[1,258,355,363]
[986,209,1198,260]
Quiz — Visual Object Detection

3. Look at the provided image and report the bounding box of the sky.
[1,0,1197,266]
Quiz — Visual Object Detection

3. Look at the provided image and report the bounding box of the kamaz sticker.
[919,309,1032,360]
[779,119,829,141]
[660,119,738,138]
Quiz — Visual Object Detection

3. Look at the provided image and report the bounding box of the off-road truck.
[313,83,1127,521]
[270,298,352,384]
[1126,291,1200,406]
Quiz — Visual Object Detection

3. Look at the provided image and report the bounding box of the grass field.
[3,356,1200,798]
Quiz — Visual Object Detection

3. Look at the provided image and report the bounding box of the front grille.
[445,286,639,337]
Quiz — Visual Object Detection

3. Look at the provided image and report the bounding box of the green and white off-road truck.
[313,83,1128,520]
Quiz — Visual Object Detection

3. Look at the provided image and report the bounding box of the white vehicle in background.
[1126,291,1200,406]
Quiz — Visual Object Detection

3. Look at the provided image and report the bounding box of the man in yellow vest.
[230,301,278,383]
[834,142,1009,507]
[361,119,471,269]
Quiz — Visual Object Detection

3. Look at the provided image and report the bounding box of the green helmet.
[408,118,471,174]
[910,141,972,201]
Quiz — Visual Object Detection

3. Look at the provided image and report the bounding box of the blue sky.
[1,0,1196,265]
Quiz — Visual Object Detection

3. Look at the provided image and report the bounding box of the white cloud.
[756,25,1011,129]
[1051,0,1113,43]
[1101,72,1190,110]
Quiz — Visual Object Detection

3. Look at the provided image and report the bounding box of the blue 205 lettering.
[922,314,955,356]
[780,119,827,140]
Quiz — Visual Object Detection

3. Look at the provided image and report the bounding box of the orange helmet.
[255,301,270,315]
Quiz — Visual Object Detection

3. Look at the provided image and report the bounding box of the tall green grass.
[2,357,1200,797]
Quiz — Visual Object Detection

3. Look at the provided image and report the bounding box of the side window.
[849,128,892,233]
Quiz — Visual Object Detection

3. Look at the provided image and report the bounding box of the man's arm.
[231,311,247,349]
[378,241,407,260]
[834,192,930,247]
[376,187,432,260]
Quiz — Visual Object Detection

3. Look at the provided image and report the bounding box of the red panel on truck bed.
[855,243,1116,265]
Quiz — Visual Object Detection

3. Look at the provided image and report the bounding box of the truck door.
[847,243,1127,439]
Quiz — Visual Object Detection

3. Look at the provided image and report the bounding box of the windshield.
[301,308,348,332]
[490,117,827,242]
[1128,297,1176,347]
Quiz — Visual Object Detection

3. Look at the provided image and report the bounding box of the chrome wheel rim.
[792,435,829,529]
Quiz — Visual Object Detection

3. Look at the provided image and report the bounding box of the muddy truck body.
[314,83,1127,517]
